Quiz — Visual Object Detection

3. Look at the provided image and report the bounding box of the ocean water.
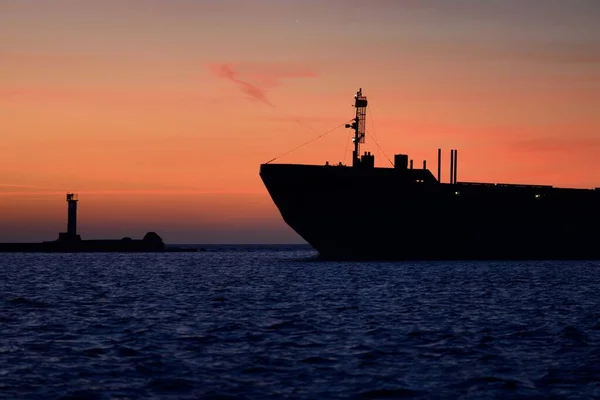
[1,245,600,399]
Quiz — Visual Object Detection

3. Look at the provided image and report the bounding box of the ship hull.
[260,164,600,260]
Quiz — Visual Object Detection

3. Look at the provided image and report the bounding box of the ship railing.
[456,182,495,187]
[455,182,556,189]
[495,183,553,188]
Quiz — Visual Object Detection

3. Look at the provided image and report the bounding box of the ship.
[259,88,600,260]
[0,193,197,253]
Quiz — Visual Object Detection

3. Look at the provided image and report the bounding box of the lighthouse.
[58,193,81,242]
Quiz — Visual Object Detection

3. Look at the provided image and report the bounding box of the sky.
[1,0,599,243]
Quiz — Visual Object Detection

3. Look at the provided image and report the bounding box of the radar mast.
[345,88,368,167]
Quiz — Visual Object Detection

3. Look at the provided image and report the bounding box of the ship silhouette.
[260,88,600,260]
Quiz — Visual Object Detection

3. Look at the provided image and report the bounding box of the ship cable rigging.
[366,106,394,167]
[342,127,352,165]
[365,129,394,167]
[264,89,393,166]
[264,120,354,164]
[367,107,380,162]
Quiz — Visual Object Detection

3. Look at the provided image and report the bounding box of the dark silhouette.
[260,88,600,260]
[0,194,196,253]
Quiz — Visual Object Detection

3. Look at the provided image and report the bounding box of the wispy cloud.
[0,183,60,191]
[510,137,600,154]
[266,116,342,123]
[0,86,218,108]
[487,43,600,65]
[211,63,273,106]
[207,63,317,107]
[0,189,264,197]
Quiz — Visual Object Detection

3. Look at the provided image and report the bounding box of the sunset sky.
[1,0,599,243]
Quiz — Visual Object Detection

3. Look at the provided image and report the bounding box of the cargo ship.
[260,88,600,260]
[0,193,196,253]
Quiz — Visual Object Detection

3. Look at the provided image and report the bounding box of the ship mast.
[345,88,368,167]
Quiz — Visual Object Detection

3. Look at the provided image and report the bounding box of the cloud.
[207,63,317,107]
[266,116,342,123]
[500,44,600,65]
[0,183,60,191]
[0,189,264,197]
[510,137,600,154]
[0,86,218,108]
[208,64,272,106]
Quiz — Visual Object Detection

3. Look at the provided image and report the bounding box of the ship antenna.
[345,88,368,167]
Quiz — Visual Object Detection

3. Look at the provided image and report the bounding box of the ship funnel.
[454,149,458,184]
[437,148,441,182]
[450,150,454,184]
[448,149,458,184]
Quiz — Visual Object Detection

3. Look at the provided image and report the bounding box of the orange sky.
[1,0,599,243]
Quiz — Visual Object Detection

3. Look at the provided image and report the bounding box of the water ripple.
[1,251,600,399]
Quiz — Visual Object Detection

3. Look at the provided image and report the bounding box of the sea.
[1,245,599,399]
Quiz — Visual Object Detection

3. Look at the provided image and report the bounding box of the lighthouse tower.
[58,193,81,242]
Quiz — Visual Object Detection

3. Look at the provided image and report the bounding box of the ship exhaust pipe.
[450,150,454,184]
[454,149,458,184]
[437,148,442,182]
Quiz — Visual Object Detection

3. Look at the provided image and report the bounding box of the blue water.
[1,245,600,399]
